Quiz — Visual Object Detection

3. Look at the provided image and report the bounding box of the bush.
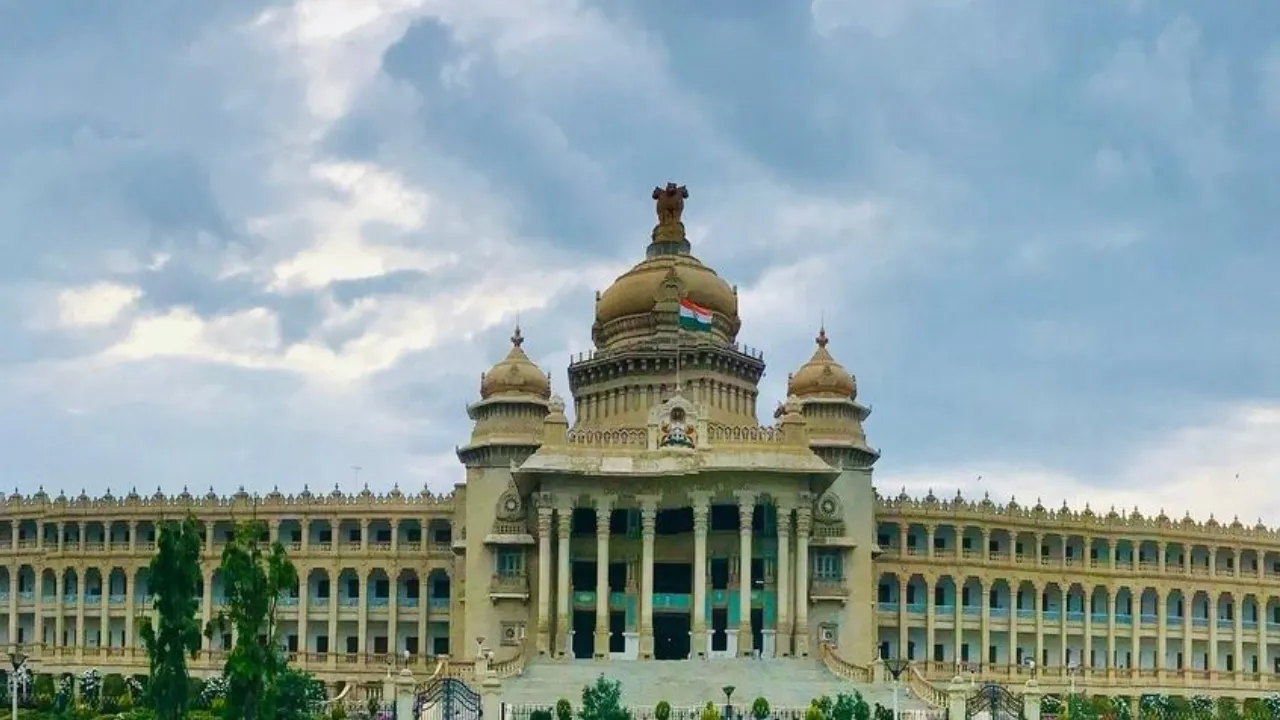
[751,698,769,720]
[556,698,573,720]
[582,676,631,720]
[656,700,672,720]
[531,709,555,720]
[702,702,722,720]
[804,702,823,720]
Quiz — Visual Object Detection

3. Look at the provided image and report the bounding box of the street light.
[7,645,27,720]
[722,685,735,720]
[883,657,910,720]
[1066,662,1080,697]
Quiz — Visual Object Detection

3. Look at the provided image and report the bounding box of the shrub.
[557,698,573,720]
[872,704,892,720]
[582,676,631,720]
[804,702,823,720]
[656,700,672,720]
[531,709,555,720]
[751,698,769,720]
[702,701,722,720]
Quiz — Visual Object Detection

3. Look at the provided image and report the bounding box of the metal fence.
[503,705,950,720]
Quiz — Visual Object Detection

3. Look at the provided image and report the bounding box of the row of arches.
[877,522,1280,577]
[0,565,452,610]
[0,518,455,550]
[877,573,1280,629]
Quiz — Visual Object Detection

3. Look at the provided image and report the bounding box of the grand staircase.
[499,656,936,710]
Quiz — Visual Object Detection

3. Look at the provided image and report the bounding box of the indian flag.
[678,297,713,331]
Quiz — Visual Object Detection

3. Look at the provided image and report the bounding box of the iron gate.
[966,683,1024,720]
[412,677,483,720]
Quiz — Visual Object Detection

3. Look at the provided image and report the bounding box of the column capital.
[777,508,793,531]
[688,491,712,513]
[556,508,572,540]
[796,507,811,536]
[537,507,553,536]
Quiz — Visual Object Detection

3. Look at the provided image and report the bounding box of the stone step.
[500,658,936,710]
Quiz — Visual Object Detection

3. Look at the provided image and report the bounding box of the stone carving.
[651,183,689,241]
[660,406,697,448]
[815,492,842,523]
[653,182,688,226]
[495,480,525,522]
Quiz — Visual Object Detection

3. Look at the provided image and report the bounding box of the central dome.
[591,183,742,351]
[596,253,739,327]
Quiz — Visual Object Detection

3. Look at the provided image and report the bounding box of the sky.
[1,0,1278,523]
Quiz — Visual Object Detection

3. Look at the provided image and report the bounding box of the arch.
[133,567,151,603]
[1064,583,1087,617]
[959,576,983,615]
[61,568,79,605]
[988,578,1013,619]
[933,574,958,612]
[16,564,36,598]
[337,567,361,607]
[1165,589,1186,627]
[39,568,57,601]
[904,573,928,612]
[426,568,451,612]
[105,567,128,604]
[83,567,104,603]
[396,569,421,608]
[367,568,391,609]
[1041,582,1064,619]
[1190,590,1211,628]
[1088,585,1109,618]
[426,518,453,546]
[306,567,331,609]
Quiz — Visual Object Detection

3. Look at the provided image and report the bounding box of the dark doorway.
[654,613,691,660]
[711,608,728,652]
[750,608,764,654]
[710,559,730,589]
[609,611,626,653]
[573,610,596,659]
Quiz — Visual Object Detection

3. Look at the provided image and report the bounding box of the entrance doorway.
[750,608,764,654]
[572,610,596,659]
[654,613,691,660]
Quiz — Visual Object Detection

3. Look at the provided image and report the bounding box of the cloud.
[54,282,142,328]
[1084,15,1235,192]
[0,0,1274,504]
[878,401,1280,526]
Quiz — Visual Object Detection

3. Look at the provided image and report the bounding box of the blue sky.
[1,0,1277,521]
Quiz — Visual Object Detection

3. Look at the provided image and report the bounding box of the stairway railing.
[818,642,873,683]
[905,663,947,709]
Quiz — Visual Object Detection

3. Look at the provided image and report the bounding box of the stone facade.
[1,186,1276,701]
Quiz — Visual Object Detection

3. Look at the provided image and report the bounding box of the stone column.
[556,503,572,657]
[947,677,970,720]
[55,572,64,648]
[297,572,309,663]
[639,496,659,659]
[357,568,369,664]
[776,501,793,657]
[691,492,711,657]
[594,495,614,658]
[737,493,757,656]
[536,504,553,656]
[7,573,17,645]
[328,564,339,668]
[1209,592,1220,677]
[795,498,812,657]
[1023,679,1043,720]
[75,567,86,655]
[1233,595,1244,679]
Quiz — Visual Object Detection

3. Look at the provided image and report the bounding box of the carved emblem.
[660,406,697,448]
[815,492,842,522]
[651,183,689,242]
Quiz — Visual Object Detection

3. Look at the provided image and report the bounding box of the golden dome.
[595,253,739,328]
[479,326,551,400]
[787,328,857,400]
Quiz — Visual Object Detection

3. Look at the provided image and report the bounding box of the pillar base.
[795,624,810,657]
[595,629,610,658]
[640,624,653,659]
[777,622,793,657]
[737,623,753,657]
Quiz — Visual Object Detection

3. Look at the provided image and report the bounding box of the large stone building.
[1,185,1276,703]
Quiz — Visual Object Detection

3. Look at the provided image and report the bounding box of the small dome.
[480,326,551,400]
[787,328,856,399]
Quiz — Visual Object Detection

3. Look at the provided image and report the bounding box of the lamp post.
[722,685,735,720]
[884,657,909,720]
[1066,661,1080,703]
[7,645,26,720]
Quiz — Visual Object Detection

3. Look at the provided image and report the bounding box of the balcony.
[489,573,529,602]
[809,578,849,603]
[428,597,450,613]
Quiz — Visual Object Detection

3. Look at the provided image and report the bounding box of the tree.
[206,519,299,720]
[139,513,204,720]
[580,676,631,720]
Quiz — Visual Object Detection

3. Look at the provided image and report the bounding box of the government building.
[0,185,1275,706]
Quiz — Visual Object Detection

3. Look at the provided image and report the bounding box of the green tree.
[139,514,204,720]
[580,676,631,720]
[206,520,299,720]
